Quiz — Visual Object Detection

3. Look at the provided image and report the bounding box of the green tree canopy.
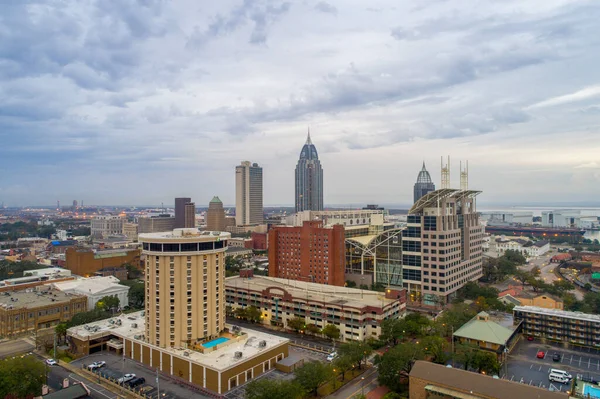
[245,378,304,399]
[287,317,306,332]
[120,280,145,309]
[0,356,46,398]
[321,324,340,341]
[338,341,373,370]
[244,306,262,323]
[419,336,448,364]
[305,323,321,335]
[294,361,333,396]
[376,343,425,392]
[95,295,120,312]
[380,318,405,345]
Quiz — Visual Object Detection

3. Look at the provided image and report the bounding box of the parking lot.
[71,351,211,399]
[503,339,600,391]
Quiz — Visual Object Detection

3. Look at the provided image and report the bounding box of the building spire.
[306,127,312,145]
[421,161,426,171]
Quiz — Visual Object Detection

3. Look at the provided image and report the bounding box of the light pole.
[361,376,365,396]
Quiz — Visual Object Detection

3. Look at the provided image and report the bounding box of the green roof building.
[453,311,521,358]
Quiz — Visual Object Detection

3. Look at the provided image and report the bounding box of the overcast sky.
[1,0,600,208]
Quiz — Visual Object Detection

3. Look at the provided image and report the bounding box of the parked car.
[117,374,136,384]
[326,352,337,362]
[527,336,534,341]
[552,353,561,362]
[549,373,569,384]
[46,359,57,366]
[127,377,146,388]
[537,351,545,359]
[87,361,106,370]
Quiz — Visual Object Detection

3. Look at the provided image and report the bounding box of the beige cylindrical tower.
[140,228,229,348]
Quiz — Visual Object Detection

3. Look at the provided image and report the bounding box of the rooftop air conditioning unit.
[183,351,190,357]
[234,351,243,359]
[258,340,267,348]
[132,323,138,328]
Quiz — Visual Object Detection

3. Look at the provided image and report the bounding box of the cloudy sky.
[1,0,600,208]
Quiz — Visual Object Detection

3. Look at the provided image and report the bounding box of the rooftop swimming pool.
[201,337,230,348]
[584,383,600,398]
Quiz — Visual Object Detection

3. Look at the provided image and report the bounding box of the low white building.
[23,267,71,278]
[51,276,129,310]
[495,236,550,258]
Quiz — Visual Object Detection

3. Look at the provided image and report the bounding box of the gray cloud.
[315,2,337,15]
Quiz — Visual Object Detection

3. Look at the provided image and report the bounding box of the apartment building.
[139,228,229,348]
[268,221,346,286]
[225,274,406,341]
[514,306,600,348]
[403,189,485,305]
[91,215,124,239]
[138,215,175,234]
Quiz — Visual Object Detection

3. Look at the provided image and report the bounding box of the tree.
[332,355,353,381]
[68,309,111,327]
[475,296,489,312]
[235,307,247,319]
[380,318,405,345]
[294,361,333,396]
[95,295,120,312]
[245,378,304,399]
[504,249,526,265]
[453,342,480,370]
[382,393,403,399]
[376,343,425,392]
[472,351,500,374]
[305,323,321,336]
[121,280,145,309]
[0,356,46,398]
[419,336,448,364]
[245,306,262,323]
[345,280,357,288]
[513,270,531,288]
[287,317,306,332]
[402,313,431,337]
[55,322,68,344]
[436,303,476,335]
[338,341,373,370]
[123,263,141,279]
[322,324,340,341]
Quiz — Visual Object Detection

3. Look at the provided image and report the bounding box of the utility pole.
[156,368,160,398]
[53,332,57,360]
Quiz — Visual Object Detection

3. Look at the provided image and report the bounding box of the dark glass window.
[149,243,162,252]
[181,242,198,252]
[198,242,214,251]
[163,243,180,252]
[402,241,421,252]
[402,269,421,281]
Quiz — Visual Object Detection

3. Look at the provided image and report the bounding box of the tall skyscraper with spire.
[295,130,324,212]
[413,162,436,203]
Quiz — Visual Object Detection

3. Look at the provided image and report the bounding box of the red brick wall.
[251,232,268,250]
[268,221,345,286]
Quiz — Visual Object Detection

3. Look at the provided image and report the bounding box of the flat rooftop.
[67,311,289,371]
[515,306,600,323]
[139,229,230,240]
[0,289,80,310]
[226,276,401,309]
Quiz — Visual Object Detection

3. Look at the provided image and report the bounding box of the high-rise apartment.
[174,197,191,228]
[295,131,323,212]
[91,215,124,239]
[184,202,196,228]
[139,228,229,348]
[268,221,345,286]
[235,161,263,226]
[206,196,225,231]
[413,162,435,204]
[403,189,484,305]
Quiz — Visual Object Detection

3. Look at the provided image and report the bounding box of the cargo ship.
[483,225,585,238]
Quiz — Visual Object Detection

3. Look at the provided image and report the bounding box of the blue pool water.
[202,337,230,348]
[584,384,600,398]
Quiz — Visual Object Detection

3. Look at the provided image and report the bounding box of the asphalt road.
[45,360,118,399]
[326,367,379,399]
[0,338,34,358]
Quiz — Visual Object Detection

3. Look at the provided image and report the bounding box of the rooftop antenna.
[441,156,450,189]
[460,161,469,191]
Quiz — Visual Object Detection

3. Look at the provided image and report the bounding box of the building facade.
[295,132,323,212]
[206,196,226,231]
[235,161,263,226]
[52,276,129,311]
[403,189,484,305]
[175,197,192,229]
[91,216,124,239]
[138,215,176,234]
[268,221,346,286]
[514,306,600,348]
[65,248,141,277]
[184,202,196,228]
[413,162,435,204]
[123,223,139,242]
[225,275,406,341]
[140,229,230,348]
[0,289,87,336]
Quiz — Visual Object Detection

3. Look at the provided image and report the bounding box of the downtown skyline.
[1,1,600,207]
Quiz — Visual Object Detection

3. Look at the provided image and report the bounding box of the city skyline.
[2,1,600,206]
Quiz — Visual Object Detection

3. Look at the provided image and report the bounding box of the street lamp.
[361,376,365,395]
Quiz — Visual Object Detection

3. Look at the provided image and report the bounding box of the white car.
[326,352,337,362]
[117,373,136,384]
[46,359,57,366]
[88,361,106,370]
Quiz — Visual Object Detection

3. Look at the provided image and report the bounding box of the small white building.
[23,267,72,278]
[494,236,550,258]
[52,276,129,311]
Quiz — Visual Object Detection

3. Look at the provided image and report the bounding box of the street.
[325,367,378,399]
[0,338,34,358]
[46,360,118,399]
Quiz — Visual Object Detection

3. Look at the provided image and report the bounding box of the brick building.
[251,232,268,250]
[268,221,345,286]
[65,248,141,277]
[0,288,87,336]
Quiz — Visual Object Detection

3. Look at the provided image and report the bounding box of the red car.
[527,336,534,341]
[537,351,545,359]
